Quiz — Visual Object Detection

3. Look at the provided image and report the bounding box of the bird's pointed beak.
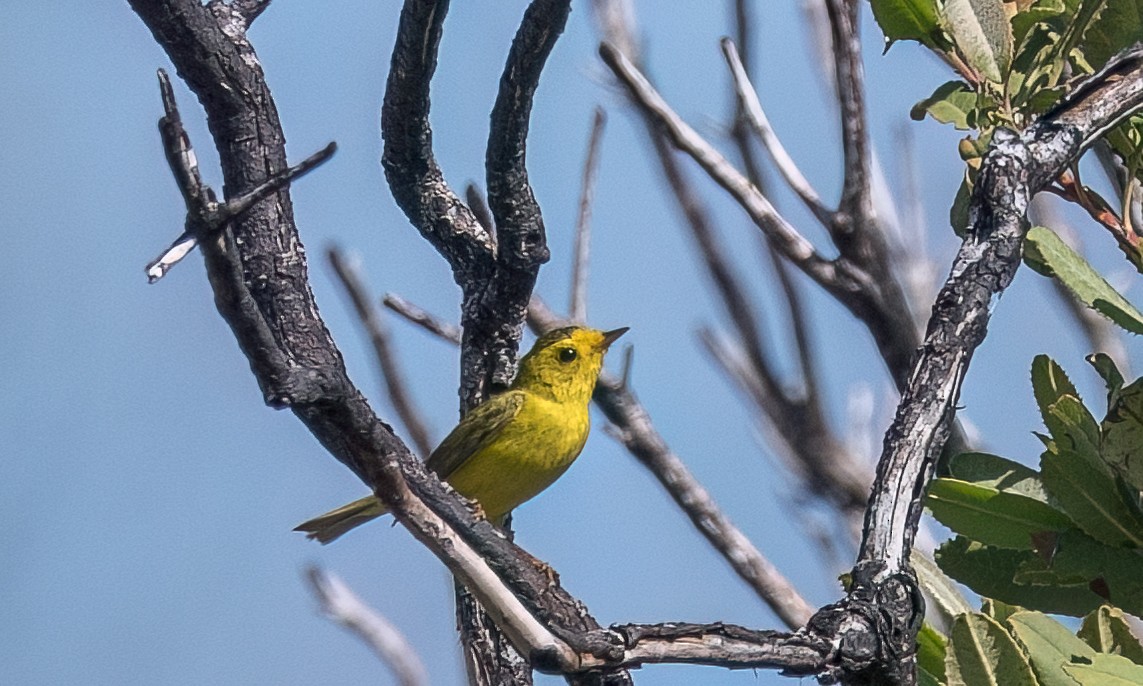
[597,327,629,351]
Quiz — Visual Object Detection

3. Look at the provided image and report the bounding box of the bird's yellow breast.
[445,394,590,521]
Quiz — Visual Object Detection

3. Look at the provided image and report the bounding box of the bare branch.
[305,566,430,686]
[381,0,493,275]
[599,43,839,289]
[601,39,925,391]
[721,38,830,224]
[231,0,271,25]
[823,0,873,237]
[143,69,336,283]
[697,327,870,531]
[383,293,462,345]
[328,248,435,458]
[570,107,607,323]
[579,623,826,674]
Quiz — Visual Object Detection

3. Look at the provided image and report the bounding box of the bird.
[295,325,628,543]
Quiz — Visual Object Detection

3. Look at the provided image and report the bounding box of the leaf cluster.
[918,603,1143,685]
[872,0,1143,239]
[915,354,1143,683]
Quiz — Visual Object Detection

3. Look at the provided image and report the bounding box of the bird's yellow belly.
[446,402,589,521]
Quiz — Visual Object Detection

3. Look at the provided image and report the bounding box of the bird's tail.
[294,495,386,544]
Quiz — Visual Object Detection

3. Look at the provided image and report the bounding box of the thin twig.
[600,43,838,290]
[305,566,430,686]
[570,107,607,323]
[721,38,830,224]
[602,39,923,391]
[144,70,336,283]
[328,248,435,458]
[383,293,462,344]
[824,0,873,240]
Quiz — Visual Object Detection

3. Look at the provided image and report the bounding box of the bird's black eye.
[558,347,577,363]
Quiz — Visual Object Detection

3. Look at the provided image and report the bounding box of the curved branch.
[381,0,494,275]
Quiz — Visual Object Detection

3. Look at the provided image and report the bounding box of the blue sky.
[2,2,1138,685]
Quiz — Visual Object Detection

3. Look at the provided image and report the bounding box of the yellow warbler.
[295,325,627,543]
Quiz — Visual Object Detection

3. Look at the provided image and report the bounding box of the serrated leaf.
[946,612,1038,685]
[1079,605,1143,663]
[1064,652,1143,684]
[927,477,1073,549]
[944,0,1015,82]
[1006,610,1096,686]
[914,549,975,622]
[871,0,945,48]
[948,451,1054,504]
[1045,396,1103,464]
[1101,375,1143,493]
[1023,225,1143,334]
[918,622,949,681]
[1041,448,1143,548]
[912,80,982,129]
[1031,354,1081,426]
[936,536,1105,615]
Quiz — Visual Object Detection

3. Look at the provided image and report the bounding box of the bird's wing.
[425,390,526,479]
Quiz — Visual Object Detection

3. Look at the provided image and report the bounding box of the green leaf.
[936,536,1105,616]
[1010,0,1068,50]
[946,612,1038,685]
[1043,530,1143,616]
[982,597,1020,623]
[1101,375,1143,494]
[871,0,945,48]
[1031,354,1081,427]
[917,667,943,686]
[1079,605,1143,663]
[943,0,1015,82]
[914,549,975,622]
[1104,115,1143,189]
[1064,652,1143,684]
[1044,396,1103,465]
[926,477,1073,549]
[1055,0,1110,71]
[1023,225,1143,335]
[911,80,981,129]
[918,623,949,682]
[1006,610,1097,686]
[947,451,1054,504]
[1087,353,1125,405]
[1041,448,1143,548]
[1079,0,1143,69]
